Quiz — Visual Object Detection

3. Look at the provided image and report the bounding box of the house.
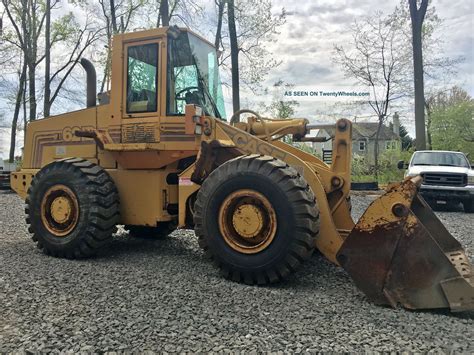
[310,115,401,165]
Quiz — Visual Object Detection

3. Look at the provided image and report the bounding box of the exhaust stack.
[80,58,97,108]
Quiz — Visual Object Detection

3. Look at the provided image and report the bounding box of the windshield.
[411,152,470,168]
[167,31,226,118]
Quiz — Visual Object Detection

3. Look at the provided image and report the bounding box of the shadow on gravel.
[94,234,204,261]
[408,308,474,319]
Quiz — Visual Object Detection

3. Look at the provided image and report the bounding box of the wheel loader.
[10,26,473,312]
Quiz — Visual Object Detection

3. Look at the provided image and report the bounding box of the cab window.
[126,43,158,113]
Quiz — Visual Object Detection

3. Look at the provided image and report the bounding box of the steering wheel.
[176,86,200,101]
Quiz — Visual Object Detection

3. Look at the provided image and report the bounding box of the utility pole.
[409,0,428,150]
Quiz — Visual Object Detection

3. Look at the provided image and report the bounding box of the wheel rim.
[41,184,79,237]
[218,189,277,254]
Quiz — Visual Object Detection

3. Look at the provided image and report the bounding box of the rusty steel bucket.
[336,176,474,311]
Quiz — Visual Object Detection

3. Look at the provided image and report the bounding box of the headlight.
[468,175,474,185]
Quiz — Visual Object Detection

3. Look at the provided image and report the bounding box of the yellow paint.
[232,204,264,238]
[14,26,359,265]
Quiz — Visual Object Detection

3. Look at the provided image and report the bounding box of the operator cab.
[122,27,226,119]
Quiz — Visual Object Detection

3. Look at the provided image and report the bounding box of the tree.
[393,0,462,151]
[43,13,102,115]
[227,0,239,114]
[43,0,50,117]
[333,12,410,178]
[409,0,428,150]
[212,0,286,116]
[260,80,299,119]
[429,87,474,157]
[399,123,413,150]
[2,0,50,122]
[158,0,169,26]
[98,0,144,92]
[8,59,26,162]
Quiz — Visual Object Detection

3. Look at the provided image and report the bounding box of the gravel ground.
[1,190,473,352]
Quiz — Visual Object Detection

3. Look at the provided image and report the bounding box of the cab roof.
[116,26,215,49]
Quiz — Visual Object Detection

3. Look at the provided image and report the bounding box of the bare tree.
[409,0,428,150]
[9,60,26,162]
[98,0,143,92]
[43,0,51,117]
[159,0,169,26]
[214,0,225,50]
[44,15,102,115]
[227,0,239,113]
[2,0,57,122]
[213,0,286,115]
[334,13,410,177]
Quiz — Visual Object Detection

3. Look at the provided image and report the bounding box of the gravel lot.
[1,190,473,352]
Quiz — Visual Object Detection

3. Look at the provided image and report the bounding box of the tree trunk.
[23,74,28,145]
[228,0,240,114]
[215,0,224,50]
[10,61,27,163]
[409,0,428,150]
[109,0,118,33]
[160,0,169,26]
[28,64,36,121]
[43,0,51,117]
[373,118,384,180]
[425,102,432,149]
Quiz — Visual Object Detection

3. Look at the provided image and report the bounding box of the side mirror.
[397,160,405,170]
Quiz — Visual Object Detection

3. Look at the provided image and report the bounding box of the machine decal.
[220,124,287,161]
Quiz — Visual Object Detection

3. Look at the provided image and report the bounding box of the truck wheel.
[26,158,120,258]
[125,221,176,238]
[464,200,474,213]
[194,155,319,284]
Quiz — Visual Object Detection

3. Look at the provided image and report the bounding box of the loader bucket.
[336,176,474,311]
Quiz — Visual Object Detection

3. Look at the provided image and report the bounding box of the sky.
[1,0,473,159]
[255,0,473,122]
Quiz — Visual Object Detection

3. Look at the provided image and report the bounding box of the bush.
[351,149,413,184]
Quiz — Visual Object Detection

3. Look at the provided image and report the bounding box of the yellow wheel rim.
[218,189,277,254]
[41,185,79,237]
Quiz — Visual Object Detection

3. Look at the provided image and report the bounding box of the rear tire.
[26,158,120,258]
[194,155,319,284]
[125,222,176,238]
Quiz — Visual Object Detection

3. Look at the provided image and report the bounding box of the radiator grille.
[422,173,467,187]
[122,124,156,143]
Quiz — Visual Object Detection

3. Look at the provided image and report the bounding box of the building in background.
[311,113,401,165]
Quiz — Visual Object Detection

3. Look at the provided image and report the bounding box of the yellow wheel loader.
[11,26,473,312]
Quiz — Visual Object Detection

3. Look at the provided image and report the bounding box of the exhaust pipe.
[80,58,97,108]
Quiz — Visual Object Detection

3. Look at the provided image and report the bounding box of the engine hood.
[407,165,473,176]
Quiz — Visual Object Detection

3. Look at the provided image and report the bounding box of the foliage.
[260,80,299,119]
[429,87,474,158]
[351,149,413,184]
[213,0,286,93]
[399,123,413,150]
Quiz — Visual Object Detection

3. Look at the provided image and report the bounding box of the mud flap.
[336,177,474,311]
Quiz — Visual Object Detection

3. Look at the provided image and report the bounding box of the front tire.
[194,155,319,285]
[26,158,120,258]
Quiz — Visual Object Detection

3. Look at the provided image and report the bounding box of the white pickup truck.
[398,150,474,212]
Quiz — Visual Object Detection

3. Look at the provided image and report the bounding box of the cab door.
[122,40,161,119]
